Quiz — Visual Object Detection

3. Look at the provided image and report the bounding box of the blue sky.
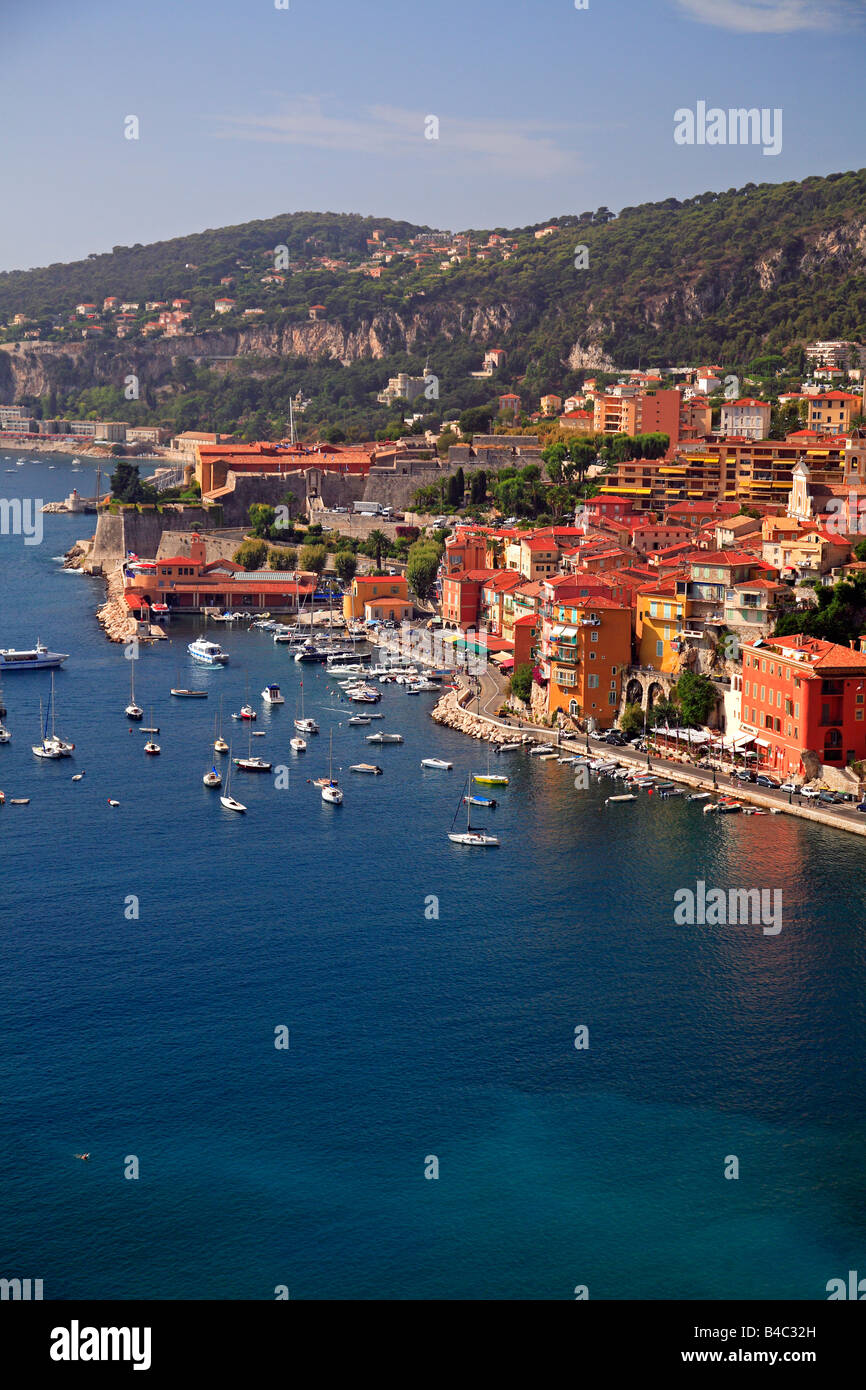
[1,0,864,271]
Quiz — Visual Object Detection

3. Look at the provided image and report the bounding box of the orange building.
[539,596,631,726]
[343,574,410,622]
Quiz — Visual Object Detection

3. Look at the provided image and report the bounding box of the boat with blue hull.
[188,639,229,666]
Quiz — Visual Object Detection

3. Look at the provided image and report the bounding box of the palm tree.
[368,529,388,572]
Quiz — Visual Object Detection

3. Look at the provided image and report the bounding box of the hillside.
[2,169,866,441]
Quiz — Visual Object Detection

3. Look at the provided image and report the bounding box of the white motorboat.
[0,725,10,743]
[261,684,285,705]
[349,763,382,774]
[290,735,307,753]
[188,638,228,665]
[347,715,371,726]
[232,704,256,721]
[687,791,712,802]
[365,732,403,744]
[421,758,453,770]
[1,640,69,671]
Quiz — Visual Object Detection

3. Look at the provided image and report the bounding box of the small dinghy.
[349,763,383,774]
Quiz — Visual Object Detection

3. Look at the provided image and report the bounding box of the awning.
[754,737,770,748]
[498,657,514,670]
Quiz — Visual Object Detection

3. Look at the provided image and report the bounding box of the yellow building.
[343,575,409,621]
[806,392,860,434]
[636,579,690,672]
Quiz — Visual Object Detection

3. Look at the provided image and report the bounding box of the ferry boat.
[188,639,229,665]
[0,641,69,671]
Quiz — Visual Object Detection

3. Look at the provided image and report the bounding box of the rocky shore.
[431,684,536,744]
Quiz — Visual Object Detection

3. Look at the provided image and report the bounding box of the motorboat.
[349,763,382,774]
[464,794,497,808]
[188,639,229,665]
[290,736,307,753]
[171,688,208,698]
[232,704,257,721]
[496,743,523,753]
[0,640,69,671]
[261,684,285,705]
[421,758,453,770]
[365,732,403,744]
[0,725,10,743]
[687,791,712,802]
[347,715,371,726]
[605,793,636,804]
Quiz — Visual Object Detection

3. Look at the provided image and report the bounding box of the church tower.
[787,454,813,521]
[842,429,866,487]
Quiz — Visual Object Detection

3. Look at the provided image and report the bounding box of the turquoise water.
[0,450,864,1300]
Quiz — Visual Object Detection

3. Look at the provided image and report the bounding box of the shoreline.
[429,682,866,838]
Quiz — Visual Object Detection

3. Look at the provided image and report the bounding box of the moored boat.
[421,758,453,770]
[348,763,382,774]
[188,638,229,665]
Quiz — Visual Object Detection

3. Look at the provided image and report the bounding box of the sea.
[0,448,864,1301]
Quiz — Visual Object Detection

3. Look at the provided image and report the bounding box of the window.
[591,631,598,642]
[745,681,750,696]
[776,690,782,708]
[608,691,617,705]
[650,601,658,617]
[590,652,596,660]
[587,675,599,689]
[857,710,864,721]
[656,641,664,658]
[761,687,765,702]
[611,666,617,676]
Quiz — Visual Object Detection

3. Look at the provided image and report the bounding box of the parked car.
[735,769,756,782]
[800,786,822,799]
[755,774,780,788]
[779,782,801,795]
[856,801,866,814]
[604,732,627,747]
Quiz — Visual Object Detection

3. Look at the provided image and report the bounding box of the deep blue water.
[1,449,864,1300]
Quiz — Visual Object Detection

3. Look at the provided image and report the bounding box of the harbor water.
[1,450,865,1299]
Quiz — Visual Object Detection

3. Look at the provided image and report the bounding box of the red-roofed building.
[123,537,318,612]
[539,595,631,727]
[741,635,866,776]
[807,391,861,434]
[441,568,499,628]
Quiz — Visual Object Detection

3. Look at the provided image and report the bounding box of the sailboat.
[214,696,229,754]
[144,709,160,755]
[473,746,508,787]
[32,697,62,758]
[203,718,222,787]
[320,731,343,804]
[125,660,143,720]
[220,745,247,812]
[294,676,318,735]
[48,672,74,755]
[448,778,499,846]
[232,674,256,721]
[233,721,272,773]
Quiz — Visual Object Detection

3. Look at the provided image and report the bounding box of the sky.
[1,0,864,271]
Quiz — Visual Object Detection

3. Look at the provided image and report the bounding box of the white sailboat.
[32,697,62,758]
[214,695,229,754]
[125,661,143,720]
[448,778,499,846]
[220,745,247,812]
[203,718,222,787]
[320,731,343,804]
[144,708,160,755]
[294,676,318,735]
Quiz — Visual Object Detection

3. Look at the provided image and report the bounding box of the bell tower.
[787,454,813,521]
[843,428,866,487]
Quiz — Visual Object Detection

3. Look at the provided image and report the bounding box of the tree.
[469,468,487,504]
[459,405,494,436]
[406,542,440,598]
[367,529,388,570]
[620,702,645,737]
[335,550,357,584]
[299,544,327,575]
[249,503,276,538]
[109,460,156,503]
[233,539,268,570]
[675,671,717,728]
[855,539,866,563]
[509,663,534,702]
[268,546,297,569]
